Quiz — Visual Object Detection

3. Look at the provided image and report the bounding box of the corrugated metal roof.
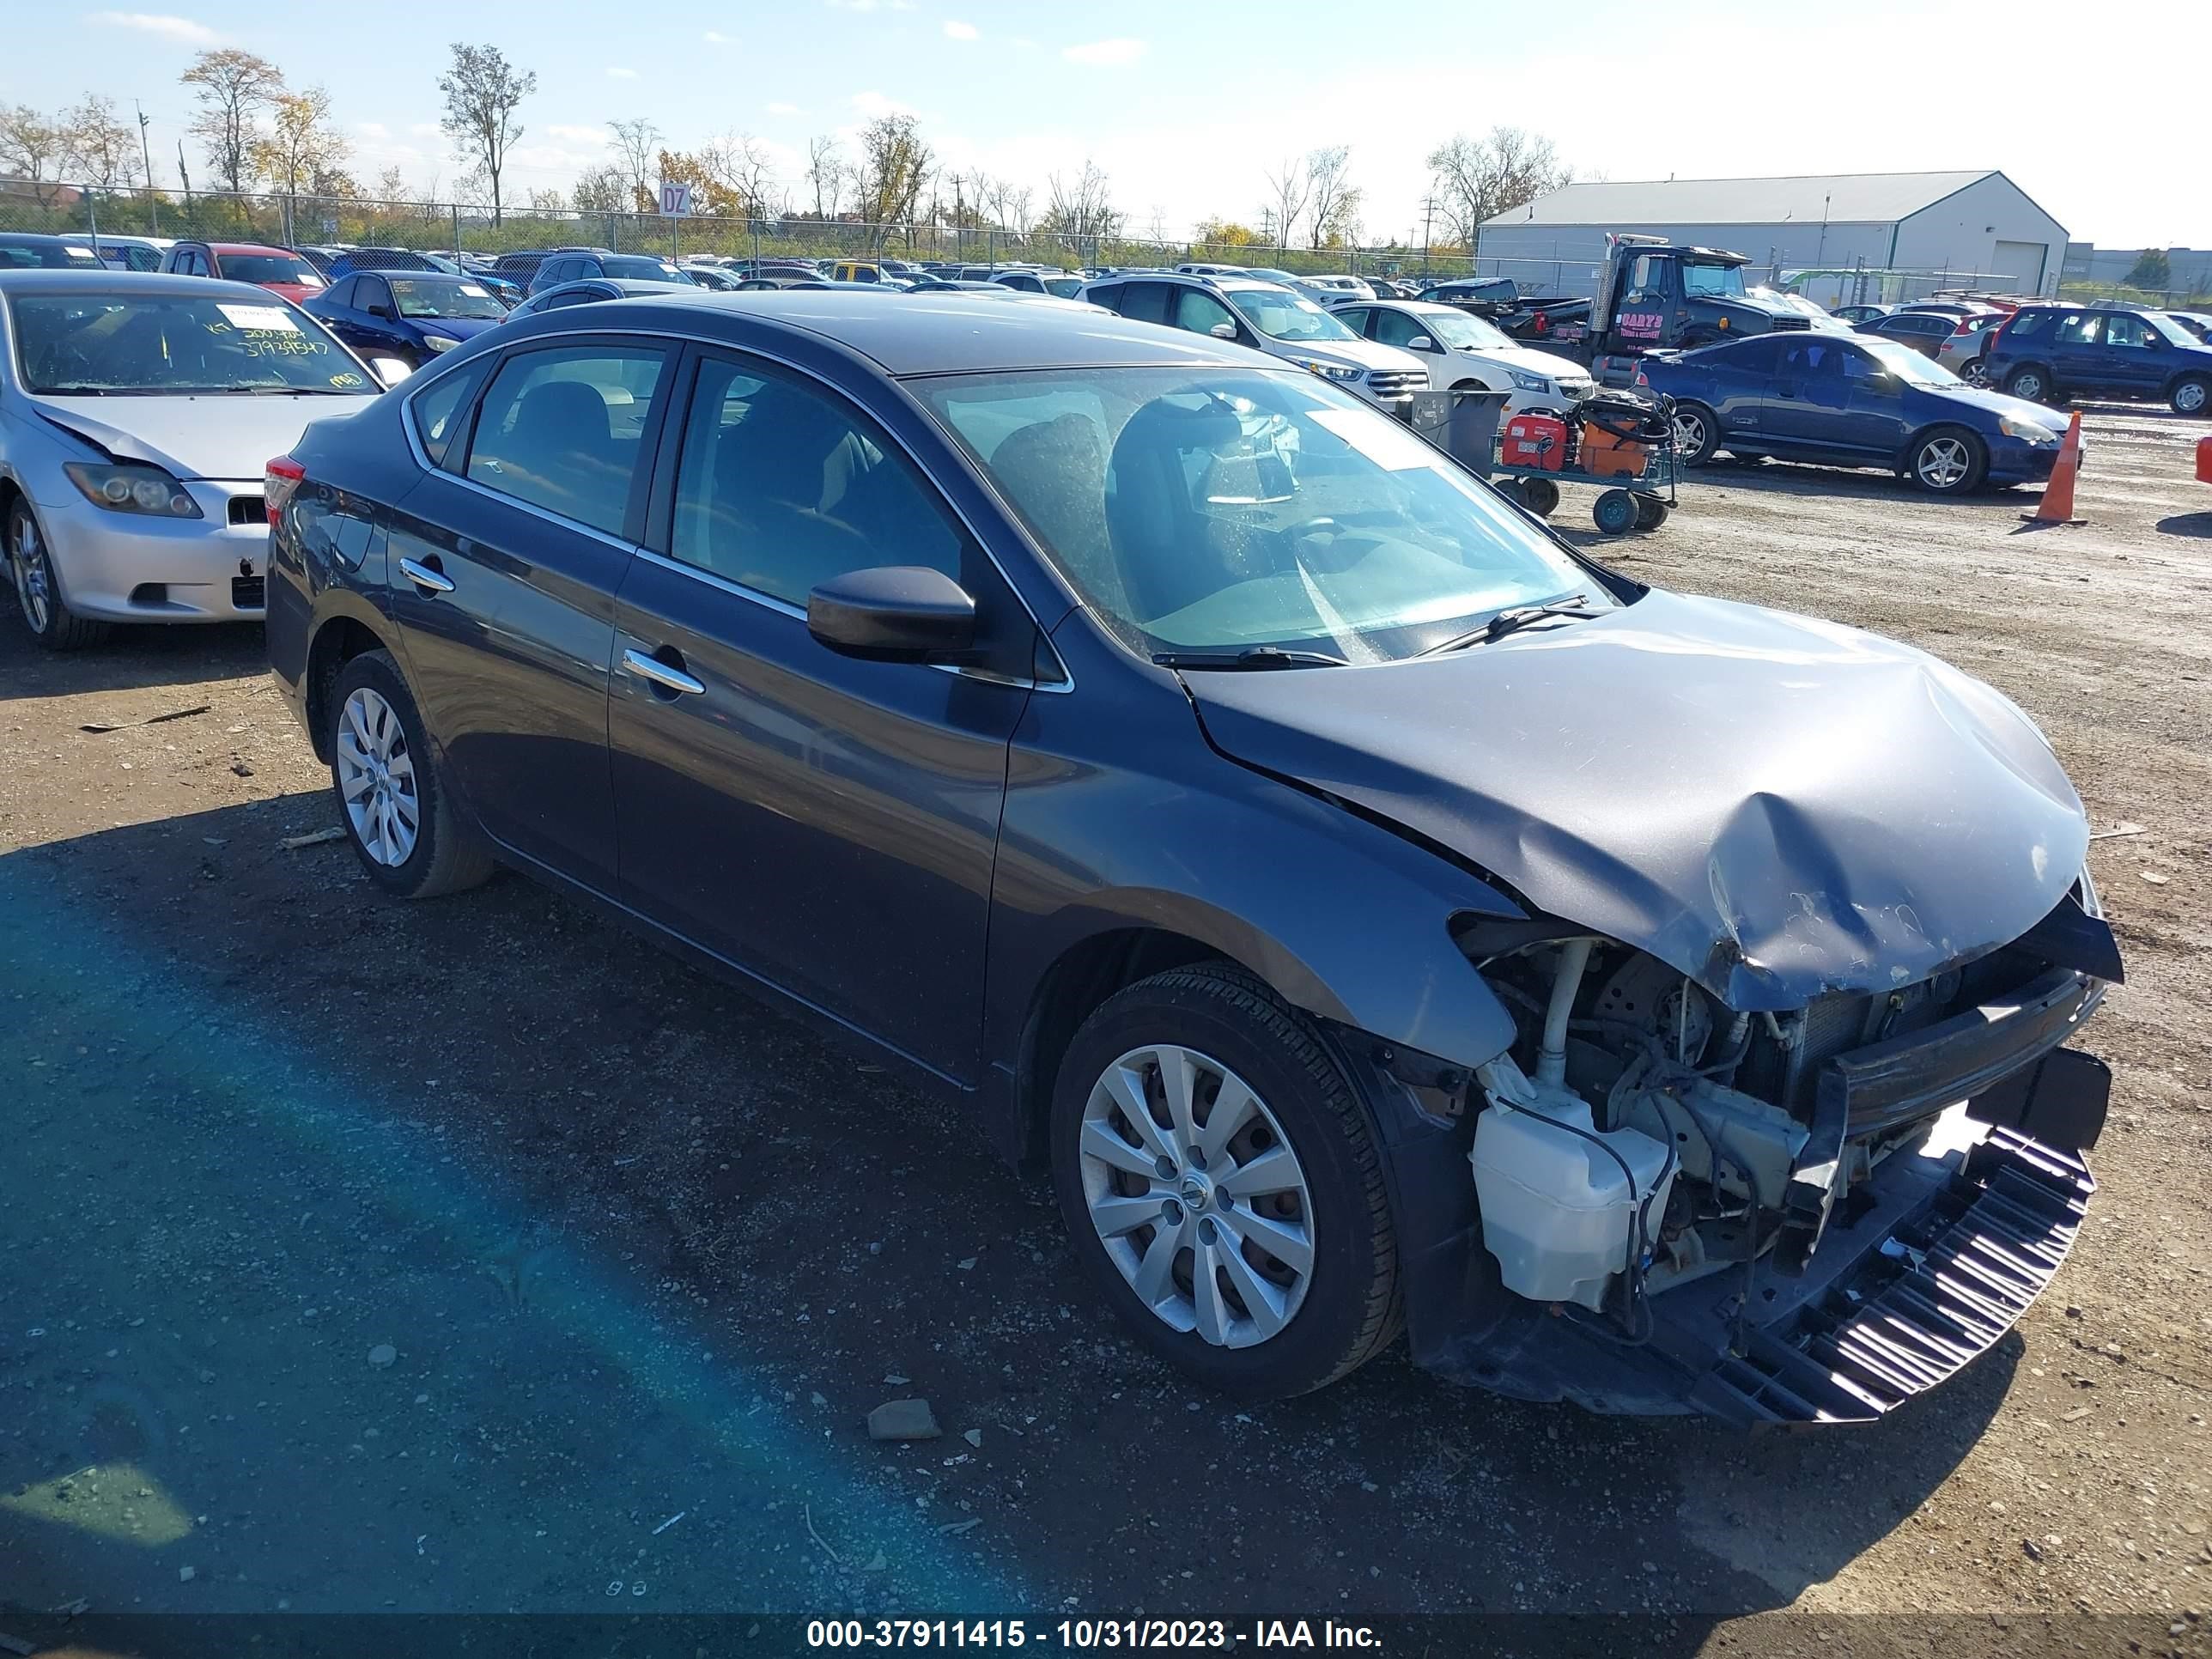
[1482,171,1998,228]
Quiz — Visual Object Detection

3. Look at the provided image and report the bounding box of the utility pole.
[177,141,191,212]
[136,100,160,233]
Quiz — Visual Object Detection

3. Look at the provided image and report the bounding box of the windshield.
[1857,335,1958,386]
[389,278,507,320]
[2145,310,2198,347]
[223,253,324,287]
[1224,289,1356,343]
[1680,262,1747,299]
[1044,276,1084,298]
[604,257,696,283]
[1417,308,1512,349]
[2,240,103,269]
[9,291,374,395]
[919,366,1608,662]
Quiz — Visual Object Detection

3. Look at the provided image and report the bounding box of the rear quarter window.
[410,359,491,470]
[2006,311,2052,340]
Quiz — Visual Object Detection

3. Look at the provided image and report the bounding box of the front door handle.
[399,556,454,594]
[623,647,706,697]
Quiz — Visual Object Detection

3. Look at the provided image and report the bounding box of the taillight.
[1953,318,1978,334]
[264,454,307,526]
[1633,365,1650,386]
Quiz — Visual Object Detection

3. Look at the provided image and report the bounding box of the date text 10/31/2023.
[805,1620,1383,1650]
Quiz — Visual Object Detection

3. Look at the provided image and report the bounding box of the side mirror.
[368,303,396,320]
[1408,335,1436,351]
[807,566,976,663]
[1209,321,1237,340]
[368,357,412,388]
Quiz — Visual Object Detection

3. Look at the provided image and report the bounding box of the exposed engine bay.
[1459,902,2113,1348]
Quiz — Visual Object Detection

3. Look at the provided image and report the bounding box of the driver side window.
[2102,313,2151,349]
[1371,310,1427,348]
[1173,289,1237,337]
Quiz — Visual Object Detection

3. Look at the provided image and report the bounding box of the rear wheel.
[1049,964,1400,1401]
[326,650,495,899]
[1960,357,1991,387]
[2172,376,2209,416]
[6,498,108,651]
[1669,402,1719,465]
[2004,365,2052,404]
[1909,426,1987,495]
[1593,488,1640,535]
[1633,494,1668,530]
[1513,477,1560,516]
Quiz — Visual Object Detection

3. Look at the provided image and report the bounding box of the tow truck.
[1580,233,1810,384]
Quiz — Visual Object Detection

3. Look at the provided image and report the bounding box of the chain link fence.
[1,182,1529,285]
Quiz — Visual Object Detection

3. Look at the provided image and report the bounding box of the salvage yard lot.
[2,408,2209,1646]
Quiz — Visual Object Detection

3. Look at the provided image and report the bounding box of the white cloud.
[702,28,735,44]
[942,19,978,39]
[848,90,919,119]
[767,102,803,117]
[356,121,389,140]
[606,65,639,79]
[85,10,216,42]
[408,122,442,138]
[1061,37,1146,65]
[546,124,610,144]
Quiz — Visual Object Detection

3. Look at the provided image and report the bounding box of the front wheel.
[1633,494,1668,530]
[6,498,108,650]
[1960,358,1990,388]
[326,649,495,899]
[2172,376,2209,416]
[1513,476,1560,516]
[1049,965,1400,1401]
[1909,427,1988,495]
[1669,402,1720,465]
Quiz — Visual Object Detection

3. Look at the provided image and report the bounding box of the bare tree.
[1304,144,1362,251]
[0,105,70,204]
[527,185,568,211]
[1261,155,1311,255]
[1040,159,1121,261]
[699,131,777,219]
[1425,125,1570,252]
[571,163,628,215]
[373,163,410,204]
[253,88,347,199]
[609,117,661,212]
[62,94,143,187]
[179,48,286,193]
[438,43,537,226]
[803,135,846,221]
[987,177,1032,238]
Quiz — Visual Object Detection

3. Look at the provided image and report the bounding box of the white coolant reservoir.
[1471,1095,1676,1312]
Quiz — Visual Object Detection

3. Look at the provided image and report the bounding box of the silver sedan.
[0,270,396,647]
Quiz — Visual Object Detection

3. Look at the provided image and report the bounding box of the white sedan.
[1328,299,1595,411]
[0,270,396,647]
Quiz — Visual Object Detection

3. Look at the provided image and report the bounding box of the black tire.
[6,497,109,651]
[2004,365,2053,404]
[1515,476,1560,516]
[1632,494,1668,530]
[325,649,495,900]
[1907,425,1988,495]
[2172,375,2209,417]
[1049,963,1400,1401]
[1593,488,1639,535]
[1669,401,1720,465]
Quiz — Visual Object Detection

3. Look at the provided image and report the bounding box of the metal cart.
[1409,388,1679,535]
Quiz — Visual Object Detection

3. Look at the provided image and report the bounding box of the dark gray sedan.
[263,291,2117,1422]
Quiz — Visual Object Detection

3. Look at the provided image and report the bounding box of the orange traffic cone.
[2197,433,2212,484]
[2021,410,2086,526]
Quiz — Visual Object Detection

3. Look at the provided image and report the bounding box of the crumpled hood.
[34,394,371,482]
[1184,590,2088,1010]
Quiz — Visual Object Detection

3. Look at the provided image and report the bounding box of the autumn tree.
[438,43,536,225]
[854,112,932,235]
[254,88,348,198]
[62,94,142,188]
[0,105,71,204]
[1195,216,1258,248]
[571,163,629,214]
[373,164,410,204]
[180,49,286,193]
[1425,125,1570,252]
[609,117,661,213]
[2125,248,2172,290]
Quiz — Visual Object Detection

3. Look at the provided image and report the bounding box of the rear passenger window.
[410,360,489,470]
[2056,314,2102,346]
[1117,283,1172,325]
[465,345,667,536]
[668,354,963,606]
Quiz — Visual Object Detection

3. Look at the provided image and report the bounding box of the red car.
[158,241,326,303]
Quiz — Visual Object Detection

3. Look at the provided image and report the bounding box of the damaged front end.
[1383,879,2116,1425]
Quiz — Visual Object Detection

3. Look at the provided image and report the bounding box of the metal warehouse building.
[1478,170,2068,301]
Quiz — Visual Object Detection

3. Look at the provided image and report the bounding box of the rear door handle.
[623,647,705,696]
[398,556,454,594]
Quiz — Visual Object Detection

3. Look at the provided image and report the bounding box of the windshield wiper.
[1152,646,1351,670]
[1419,595,1603,655]
[233,385,364,395]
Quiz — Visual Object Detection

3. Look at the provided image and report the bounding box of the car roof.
[517,289,1255,375]
[0,268,301,299]
[208,242,296,255]
[0,232,94,245]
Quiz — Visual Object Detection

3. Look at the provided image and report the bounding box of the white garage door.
[1991,240,2050,295]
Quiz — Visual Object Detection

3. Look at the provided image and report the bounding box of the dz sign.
[659,182,694,217]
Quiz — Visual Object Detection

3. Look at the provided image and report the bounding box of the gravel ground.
[2,406,2209,1656]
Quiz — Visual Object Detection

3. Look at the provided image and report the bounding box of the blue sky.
[5,1,2203,250]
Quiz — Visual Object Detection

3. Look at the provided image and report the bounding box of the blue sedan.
[1637,331,2069,494]
[302,270,513,368]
